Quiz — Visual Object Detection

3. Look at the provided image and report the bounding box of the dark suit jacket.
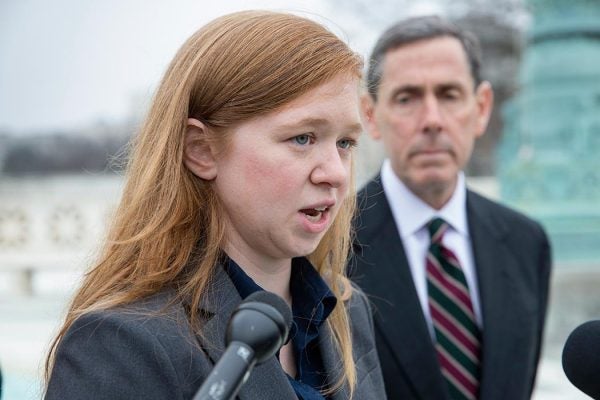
[350,176,551,400]
[46,265,386,400]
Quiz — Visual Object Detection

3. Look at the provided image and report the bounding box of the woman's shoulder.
[47,290,204,400]
[69,289,191,342]
[56,289,197,368]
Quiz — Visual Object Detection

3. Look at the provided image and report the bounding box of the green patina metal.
[498,0,600,264]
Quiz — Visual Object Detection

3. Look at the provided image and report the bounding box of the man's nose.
[421,95,443,134]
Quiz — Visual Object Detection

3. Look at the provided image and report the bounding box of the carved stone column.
[499,0,600,264]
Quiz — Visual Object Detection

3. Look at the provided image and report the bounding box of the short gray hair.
[366,15,483,100]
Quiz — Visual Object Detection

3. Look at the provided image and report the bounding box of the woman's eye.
[293,134,311,145]
[338,138,357,150]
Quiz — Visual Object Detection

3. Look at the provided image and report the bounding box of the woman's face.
[213,74,362,268]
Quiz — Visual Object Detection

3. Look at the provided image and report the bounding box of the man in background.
[351,16,552,400]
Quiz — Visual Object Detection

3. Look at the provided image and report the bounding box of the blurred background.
[1,0,599,398]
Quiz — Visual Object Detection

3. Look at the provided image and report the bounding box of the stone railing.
[0,175,123,296]
[0,174,499,297]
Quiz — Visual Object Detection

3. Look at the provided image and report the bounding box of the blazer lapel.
[198,267,297,400]
[355,180,447,399]
[467,192,528,399]
[319,322,349,400]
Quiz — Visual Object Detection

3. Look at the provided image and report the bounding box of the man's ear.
[474,81,494,138]
[360,93,382,140]
[184,118,217,180]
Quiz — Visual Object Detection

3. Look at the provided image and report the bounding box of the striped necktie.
[426,217,481,400]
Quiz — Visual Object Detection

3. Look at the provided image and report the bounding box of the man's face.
[363,36,493,208]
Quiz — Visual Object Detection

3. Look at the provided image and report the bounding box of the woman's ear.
[184,118,217,180]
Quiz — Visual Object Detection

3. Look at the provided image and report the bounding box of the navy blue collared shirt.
[224,256,337,400]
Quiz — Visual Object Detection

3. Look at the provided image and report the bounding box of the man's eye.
[395,96,411,104]
[443,90,461,100]
[293,134,311,145]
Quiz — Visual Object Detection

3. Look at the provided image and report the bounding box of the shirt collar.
[223,256,337,326]
[381,159,469,236]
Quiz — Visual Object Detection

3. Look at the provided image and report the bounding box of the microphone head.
[227,291,293,364]
[562,320,600,399]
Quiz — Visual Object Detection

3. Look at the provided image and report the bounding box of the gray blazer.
[45,266,386,400]
[351,176,552,400]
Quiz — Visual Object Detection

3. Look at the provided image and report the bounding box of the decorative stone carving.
[48,205,85,247]
[498,0,600,263]
[0,207,28,248]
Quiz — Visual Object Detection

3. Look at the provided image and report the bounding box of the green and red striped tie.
[426,217,481,400]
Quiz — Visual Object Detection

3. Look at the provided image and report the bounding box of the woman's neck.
[224,245,293,305]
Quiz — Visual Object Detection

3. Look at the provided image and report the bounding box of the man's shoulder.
[354,176,391,240]
[466,189,546,235]
[356,176,385,207]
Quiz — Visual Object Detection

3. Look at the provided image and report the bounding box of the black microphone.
[193,291,293,400]
[562,320,600,399]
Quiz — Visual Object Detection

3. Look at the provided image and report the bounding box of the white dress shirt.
[380,159,483,339]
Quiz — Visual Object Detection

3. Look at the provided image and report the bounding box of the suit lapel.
[467,192,525,399]
[198,267,296,400]
[355,179,447,399]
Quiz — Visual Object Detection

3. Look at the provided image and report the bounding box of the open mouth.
[300,206,328,222]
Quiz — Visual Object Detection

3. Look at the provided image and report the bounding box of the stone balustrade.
[0,174,499,297]
[0,175,122,296]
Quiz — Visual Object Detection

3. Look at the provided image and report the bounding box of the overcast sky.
[0,0,445,135]
[0,0,339,134]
